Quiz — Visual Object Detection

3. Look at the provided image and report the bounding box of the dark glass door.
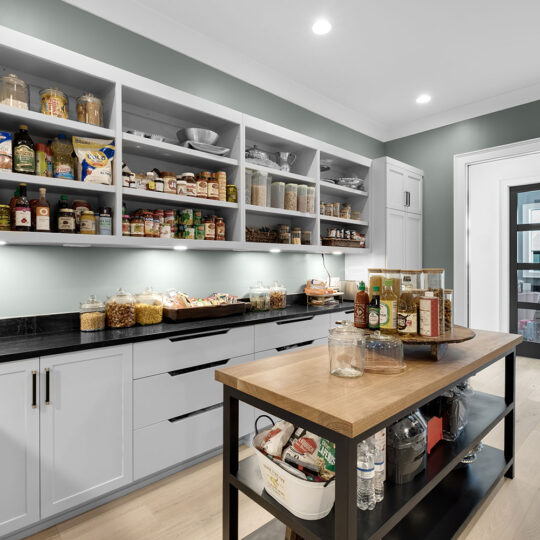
[510,184,540,357]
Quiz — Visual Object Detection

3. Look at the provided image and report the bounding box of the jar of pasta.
[271,181,285,209]
[76,93,103,126]
[292,227,302,245]
[40,88,68,119]
[368,268,384,300]
[135,288,163,325]
[80,295,105,332]
[285,183,298,211]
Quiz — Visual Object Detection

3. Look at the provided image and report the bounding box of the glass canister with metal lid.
[364,332,405,374]
[76,93,103,126]
[106,288,136,328]
[0,73,28,109]
[135,287,163,325]
[328,320,365,378]
[40,88,68,119]
[249,282,270,312]
[80,295,106,332]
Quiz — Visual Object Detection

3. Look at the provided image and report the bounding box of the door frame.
[454,137,540,327]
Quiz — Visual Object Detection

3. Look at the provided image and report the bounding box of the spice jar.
[207,173,219,199]
[143,211,154,237]
[80,295,106,332]
[226,184,237,203]
[297,184,308,213]
[76,93,103,126]
[182,173,197,197]
[291,227,302,245]
[80,210,96,234]
[0,74,28,109]
[270,282,287,310]
[40,88,68,119]
[135,287,163,325]
[57,208,75,233]
[307,186,316,213]
[196,173,208,198]
[106,288,136,328]
[249,282,270,312]
[122,215,130,236]
[161,171,177,194]
[421,269,445,333]
[130,214,144,237]
[216,171,227,201]
[285,183,298,211]
[271,181,285,209]
[204,217,216,240]
[215,216,226,240]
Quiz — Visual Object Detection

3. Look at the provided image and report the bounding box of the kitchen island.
[215,329,522,539]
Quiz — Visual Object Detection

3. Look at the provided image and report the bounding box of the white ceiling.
[65,0,540,142]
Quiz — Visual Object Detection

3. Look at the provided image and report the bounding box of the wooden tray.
[163,301,249,322]
[321,237,366,248]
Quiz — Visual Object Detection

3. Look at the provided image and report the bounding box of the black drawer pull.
[169,329,230,342]
[168,402,223,423]
[45,368,51,405]
[344,309,354,314]
[31,371,37,409]
[276,316,314,325]
[169,358,230,377]
[276,340,314,352]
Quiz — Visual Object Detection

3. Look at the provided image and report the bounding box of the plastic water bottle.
[373,441,385,503]
[357,441,376,510]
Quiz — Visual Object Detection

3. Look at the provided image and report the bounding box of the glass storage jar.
[306,186,316,214]
[383,269,402,298]
[368,268,384,300]
[251,171,267,206]
[245,169,252,204]
[182,173,197,197]
[328,321,364,378]
[297,184,308,213]
[271,181,285,209]
[324,203,333,216]
[401,269,421,290]
[196,173,208,198]
[284,183,298,211]
[444,289,453,333]
[332,202,340,217]
[340,203,351,220]
[76,93,103,126]
[421,269,445,333]
[249,282,270,312]
[291,227,302,245]
[0,73,28,109]
[40,88,68,119]
[122,215,130,236]
[364,332,405,374]
[135,287,163,325]
[80,209,96,235]
[266,174,272,207]
[226,184,237,202]
[80,295,105,332]
[106,288,136,328]
[301,230,312,245]
[270,282,287,310]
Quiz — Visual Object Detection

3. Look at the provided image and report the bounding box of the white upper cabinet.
[405,170,423,215]
[386,165,408,211]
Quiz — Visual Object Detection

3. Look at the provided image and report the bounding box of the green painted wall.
[386,100,540,287]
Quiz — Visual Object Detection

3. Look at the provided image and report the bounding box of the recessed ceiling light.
[269,248,281,253]
[332,251,343,256]
[416,94,431,104]
[312,19,332,35]
[173,245,188,251]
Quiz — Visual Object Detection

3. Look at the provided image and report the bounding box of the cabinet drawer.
[330,308,355,326]
[133,326,254,378]
[254,314,330,352]
[254,337,327,360]
[134,354,253,429]
[134,405,222,480]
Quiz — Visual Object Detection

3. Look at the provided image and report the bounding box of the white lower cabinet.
[40,346,133,518]
[0,359,40,537]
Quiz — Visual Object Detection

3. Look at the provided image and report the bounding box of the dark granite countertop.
[0,301,354,363]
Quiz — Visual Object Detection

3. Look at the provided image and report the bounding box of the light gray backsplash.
[0,247,344,317]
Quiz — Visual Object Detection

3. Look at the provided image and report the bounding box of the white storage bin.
[255,450,335,520]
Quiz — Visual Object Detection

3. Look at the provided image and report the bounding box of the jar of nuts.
[80,295,105,332]
[270,282,287,310]
[135,287,163,325]
[106,288,136,328]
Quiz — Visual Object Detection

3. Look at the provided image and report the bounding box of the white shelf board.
[0,104,115,139]
[320,215,369,226]
[319,180,368,198]
[320,245,371,255]
[122,188,238,209]
[122,133,238,168]
[245,204,317,219]
[0,171,116,194]
[244,162,316,185]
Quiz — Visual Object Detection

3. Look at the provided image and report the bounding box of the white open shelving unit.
[0,27,372,254]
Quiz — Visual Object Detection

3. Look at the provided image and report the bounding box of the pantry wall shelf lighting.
[0,240,7,246]
[269,248,281,253]
[312,18,332,35]
[416,93,432,104]
[173,245,188,251]
[332,251,343,255]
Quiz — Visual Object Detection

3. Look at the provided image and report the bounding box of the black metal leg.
[504,350,516,479]
[223,386,239,540]
[334,434,358,539]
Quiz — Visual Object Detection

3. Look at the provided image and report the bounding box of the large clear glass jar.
[80,295,105,332]
[306,186,316,214]
[249,282,270,311]
[364,332,405,374]
[270,282,287,310]
[297,184,308,213]
[368,268,384,300]
[0,73,28,109]
[421,269,445,333]
[106,288,136,328]
[284,183,298,211]
[245,170,252,204]
[40,88,68,119]
[383,269,401,298]
[328,321,364,378]
[76,93,103,126]
[135,287,163,325]
[401,269,421,290]
[271,181,285,209]
[251,171,267,206]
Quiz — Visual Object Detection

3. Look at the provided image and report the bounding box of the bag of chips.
[73,136,115,184]
[253,420,294,458]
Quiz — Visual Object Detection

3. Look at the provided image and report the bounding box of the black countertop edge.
[0,301,354,364]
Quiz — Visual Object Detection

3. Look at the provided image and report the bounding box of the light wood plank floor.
[28,356,540,540]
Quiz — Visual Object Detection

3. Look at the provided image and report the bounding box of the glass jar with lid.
[284,183,298,211]
[421,269,445,332]
[270,282,287,310]
[80,295,105,332]
[80,210,96,235]
[196,173,208,198]
[122,215,131,236]
[40,88,68,119]
[364,332,405,374]
[57,208,75,234]
[368,268,384,300]
[0,73,28,109]
[297,184,308,213]
[76,93,103,126]
[251,171,267,206]
[182,173,197,197]
[106,288,136,328]
[328,321,364,378]
[291,227,302,245]
[383,269,401,298]
[249,282,270,312]
[401,269,421,290]
[301,230,312,245]
[306,186,316,213]
[135,287,163,325]
[444,289,453,333]
[271,181,285,209]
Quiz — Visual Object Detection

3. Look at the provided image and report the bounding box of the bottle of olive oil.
[380,279,397,334]
[12,124,35,174]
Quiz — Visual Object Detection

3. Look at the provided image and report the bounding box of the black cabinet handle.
[276,316,314,325]
[169,329,230,342]
[31,370,37,409]
[168,358,230,377]
[276,340,314,352]
[345,309,354,314]
[45,368,51,405]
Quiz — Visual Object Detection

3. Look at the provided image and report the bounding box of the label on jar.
[144,218,154,237]
[99,216,112,235]
[164,177,176,193]
[380,300,397,330]
[160,224,171,238]
[54,163,74,179]
[122,221,130,236]
[14,145,35,173]
[58,216,75,231]
[176,180,187,195]
[186,183,197,197]
[398,311,417,334]
[35,206,50,231]
[80,218,96,233]
[204,221,215,240]
[155,180,164,192]
[207,181,219,199]
[15,207,31,227]
[131,222,144,236]
[181,208,193,226]
[216,222,225,240]
[197,180,207,197]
